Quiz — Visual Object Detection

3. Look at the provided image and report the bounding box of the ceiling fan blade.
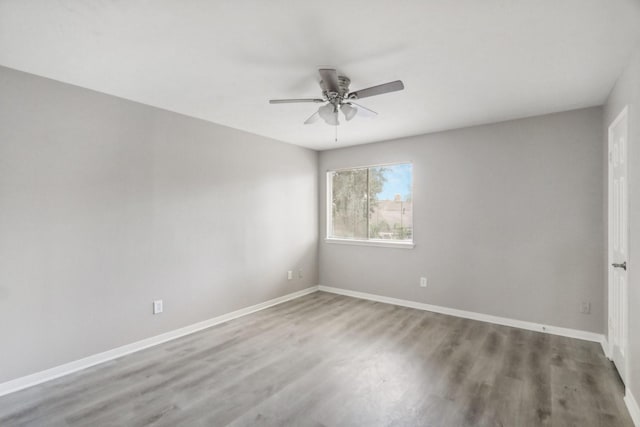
[347,101,378,118]
[304,111,320,124]
[269,98,324,104]
[319,69,339,93]
[348,80,404,99]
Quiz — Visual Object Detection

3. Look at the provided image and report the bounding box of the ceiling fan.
[269,69,404,126]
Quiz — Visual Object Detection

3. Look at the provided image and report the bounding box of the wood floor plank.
[0,292,634,426]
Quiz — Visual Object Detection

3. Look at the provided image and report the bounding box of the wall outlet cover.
[580,302,591,314]
[153,300,163,314]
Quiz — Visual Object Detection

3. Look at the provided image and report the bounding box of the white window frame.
[325,161,415,249]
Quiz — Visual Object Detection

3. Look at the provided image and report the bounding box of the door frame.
[607,105,629,383]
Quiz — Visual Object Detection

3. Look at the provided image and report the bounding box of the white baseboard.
[318,285,603,343]
[0,286,319,398]
[626,389,640,427]
[601,336,612,359]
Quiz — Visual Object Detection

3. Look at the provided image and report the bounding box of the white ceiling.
[1,1,639,150]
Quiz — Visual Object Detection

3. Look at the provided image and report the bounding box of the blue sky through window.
[376,163,412,201]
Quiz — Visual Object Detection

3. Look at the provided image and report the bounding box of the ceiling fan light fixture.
[326,110,339,126]
[319,103,339,126]
[341,103,358,121]
[318,103,333,121]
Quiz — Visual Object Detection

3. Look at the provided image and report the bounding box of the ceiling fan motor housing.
[320,75,351,100]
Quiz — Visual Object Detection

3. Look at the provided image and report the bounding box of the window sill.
[324,238,415,249]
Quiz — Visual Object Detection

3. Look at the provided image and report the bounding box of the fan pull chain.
[335,125,338,143]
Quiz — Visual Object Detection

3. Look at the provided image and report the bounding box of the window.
[327,162,413,246]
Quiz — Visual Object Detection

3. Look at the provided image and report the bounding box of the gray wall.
[319,107,605,333]
[605,45,640,403]
[0,66,318,383]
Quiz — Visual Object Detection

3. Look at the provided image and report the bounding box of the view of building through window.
[328,163,413,242]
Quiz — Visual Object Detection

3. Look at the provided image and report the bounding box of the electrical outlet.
[153,300,163,314]
[287,270,293,280]
[580,302,591,314]
[298,269,303,279]
[420,277,427,288]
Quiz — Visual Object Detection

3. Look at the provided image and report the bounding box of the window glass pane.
[330,168,368,239]
[368,164,413,241]
[328,162,413,243]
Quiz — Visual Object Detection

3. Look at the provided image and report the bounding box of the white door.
[608,106,629,383]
